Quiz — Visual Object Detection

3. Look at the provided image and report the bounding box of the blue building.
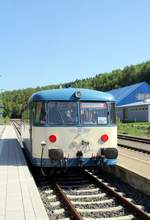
[108,82,150,122]
[108,82,150,106]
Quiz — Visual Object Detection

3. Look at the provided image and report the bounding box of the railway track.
[118,134,150,154]
[118,134,150,144]
[10,119,22,135]
[35,169,150,220]
[11,120,150,219]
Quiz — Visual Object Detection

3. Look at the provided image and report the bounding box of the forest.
[1,60,150,118]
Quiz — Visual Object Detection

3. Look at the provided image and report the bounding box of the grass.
[1,116,10,125]
[117,121,150,137]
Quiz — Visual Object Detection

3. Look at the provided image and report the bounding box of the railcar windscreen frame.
[31,101,116,126]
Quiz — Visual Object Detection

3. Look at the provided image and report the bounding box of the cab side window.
[33,102,46,126]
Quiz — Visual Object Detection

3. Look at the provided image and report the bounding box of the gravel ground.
[80,208,129,218]
[74,200,116,209]
[70,195,111,202]
[39,186,57,220]
[39,185,72,219]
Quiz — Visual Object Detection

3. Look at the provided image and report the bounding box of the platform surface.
[0,125,49,220]
[118,148,150,180]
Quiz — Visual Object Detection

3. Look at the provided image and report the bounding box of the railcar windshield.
[80,102,108,125]
[48,102,78,125]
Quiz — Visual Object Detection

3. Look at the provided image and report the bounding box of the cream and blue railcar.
[22,88,118,168]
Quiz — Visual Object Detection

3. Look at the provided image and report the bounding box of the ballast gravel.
[96,170,150,213]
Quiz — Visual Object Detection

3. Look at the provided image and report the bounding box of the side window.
[29,103,34,126]
[33,102,46,126]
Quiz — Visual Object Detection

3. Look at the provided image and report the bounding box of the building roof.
[29,88,115,103]
[107,82,150,105]
[117,99,150,108]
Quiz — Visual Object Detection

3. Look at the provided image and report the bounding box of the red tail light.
[49,134,57,143]
[101,134,109,142]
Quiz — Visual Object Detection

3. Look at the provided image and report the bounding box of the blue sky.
[0,0,150,91]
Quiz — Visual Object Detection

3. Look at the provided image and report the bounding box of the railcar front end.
[24,88,118,168]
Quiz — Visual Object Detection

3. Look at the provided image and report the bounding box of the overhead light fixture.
[74,91,81,98]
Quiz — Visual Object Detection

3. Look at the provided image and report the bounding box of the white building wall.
[116,108,123,121]
[116,104,149,122]
[127,106,148,122]
[148,105,150,122]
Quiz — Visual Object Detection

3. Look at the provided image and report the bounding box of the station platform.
[0,125,49,220]
[118,151,150,179]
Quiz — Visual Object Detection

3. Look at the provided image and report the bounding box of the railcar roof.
[29,88,115,103]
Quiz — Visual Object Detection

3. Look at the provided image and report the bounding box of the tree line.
[1,60,150,118]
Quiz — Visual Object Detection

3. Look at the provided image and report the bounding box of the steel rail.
[54,184,84,220]
[11,120,21,135]
[118,134,150,144]
[84,170,150,220]
[118,143,150,154]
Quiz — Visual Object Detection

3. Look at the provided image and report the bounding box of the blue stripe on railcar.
[103,158,117,165]
[29,157,117,167]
